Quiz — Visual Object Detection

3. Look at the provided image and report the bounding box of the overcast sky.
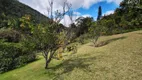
[19,0,123,27]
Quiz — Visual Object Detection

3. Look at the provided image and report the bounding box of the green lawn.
[0,30,142,80]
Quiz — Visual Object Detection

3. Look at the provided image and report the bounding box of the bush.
[0,41,36,73]
[66,43,77,54]
[0,28,21,42]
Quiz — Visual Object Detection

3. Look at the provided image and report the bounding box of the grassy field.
[0,30,142,80]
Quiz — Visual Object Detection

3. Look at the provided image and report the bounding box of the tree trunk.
[44,49,57,69]
[44,53,53,69]
[93,35,100,46]
[45,61,49,69]
[45,58,52,69]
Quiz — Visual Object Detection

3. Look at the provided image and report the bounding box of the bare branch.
[42,51,46,59]
[47,0,73,24]
[48,0,53,20]
[47,7,50,17]
[56,1,72,23]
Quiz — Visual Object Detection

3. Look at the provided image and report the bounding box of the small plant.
[66,43,78,54]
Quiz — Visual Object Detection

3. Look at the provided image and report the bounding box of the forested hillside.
[0,0,50,28]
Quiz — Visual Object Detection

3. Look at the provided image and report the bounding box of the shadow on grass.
[51,55,96,78]
[90,36,127,47]
[0,57,42,74]
[137,33,142,35]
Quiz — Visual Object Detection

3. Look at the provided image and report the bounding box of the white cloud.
[106,0,123,5]
[19,0,123,15]
[82,0,104,9]
[19,0,122,15]
[60,13,92,27]
[103,10,114,16]
[60,15,71,27]
[19,0,123,26]
[73,12,81,16]
[67,0,104,9]
[82,14,92,17]
[60,13,81,27]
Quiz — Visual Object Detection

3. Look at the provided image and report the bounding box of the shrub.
[66,43,77,54]
[0,41,36,73]
[0,28,21,43]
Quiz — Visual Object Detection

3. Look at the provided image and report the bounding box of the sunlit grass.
[0,30,142,80]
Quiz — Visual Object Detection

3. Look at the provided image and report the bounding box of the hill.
[0,0,49,28]
[0,30,142,80]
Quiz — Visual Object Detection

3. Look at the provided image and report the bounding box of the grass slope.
[0,30,142,80]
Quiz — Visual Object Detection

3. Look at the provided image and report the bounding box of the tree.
[31,0,73,69]
[97,6,102,21]
[75,17,93,37]
[89,20,109,46]
[22,0,73,69]
[89,22,102,46]
[88,6,102,46]
[32,24,59,69]
[119,0,142,29]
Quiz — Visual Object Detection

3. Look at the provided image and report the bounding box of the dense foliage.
[88,0,142,38]
[0,0,49,73]
[0,29,36,73]
[69,17,94,38]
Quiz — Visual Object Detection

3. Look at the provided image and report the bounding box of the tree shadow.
[137,33,142,35]
[51,55,96,77]
[90,36,127,47]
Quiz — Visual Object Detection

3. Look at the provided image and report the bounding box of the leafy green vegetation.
[89,0,142,36]
[0,0,47,73]
[0,0,142,79]
[0,30,142,80]
[0,38,35,73]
